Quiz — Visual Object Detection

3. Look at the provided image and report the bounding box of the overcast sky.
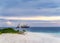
[0,0,60,27]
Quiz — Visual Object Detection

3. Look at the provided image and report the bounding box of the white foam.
[0,32,60,43]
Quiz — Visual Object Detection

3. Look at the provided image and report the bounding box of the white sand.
[0,32,60,43]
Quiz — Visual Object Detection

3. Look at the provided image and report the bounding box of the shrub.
[0,28,23,34]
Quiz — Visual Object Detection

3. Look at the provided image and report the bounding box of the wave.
[0,32,60,43]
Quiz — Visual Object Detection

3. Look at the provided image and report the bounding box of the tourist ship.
[21,24,30,28]
[16,24,30,28]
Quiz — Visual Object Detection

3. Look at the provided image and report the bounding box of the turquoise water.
[25,27,60,37]
[1,27,60,37]
[1,27,60,33]
[26,27,60,33]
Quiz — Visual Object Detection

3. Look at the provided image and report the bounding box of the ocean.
[1,27,60,34]
[1,27,60,33]
[20,27,60,38]
[26,27,60,33]
[13,27,60,37]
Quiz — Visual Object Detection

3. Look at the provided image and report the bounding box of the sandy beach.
[0,32,60,43]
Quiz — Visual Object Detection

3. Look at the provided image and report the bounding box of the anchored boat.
[16,24,30,28]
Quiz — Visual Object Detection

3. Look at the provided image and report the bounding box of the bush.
[0,28,25,34]
[23,30,26,32]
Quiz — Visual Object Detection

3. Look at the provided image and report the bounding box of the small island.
[0,28,26,34]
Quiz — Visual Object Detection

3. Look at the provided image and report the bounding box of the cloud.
[0,16,60,21]
[0,0,60,16]
[0,0,57,8]
[0,0,60,27]
[0,16,60,27]
[1,7,60,16]
[5,21,12,25]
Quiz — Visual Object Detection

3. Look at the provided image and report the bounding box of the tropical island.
[0,28,26,34]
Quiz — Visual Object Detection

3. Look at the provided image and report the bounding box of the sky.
[0,0,60,27]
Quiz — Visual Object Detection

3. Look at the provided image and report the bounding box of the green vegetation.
[0,28,26,34]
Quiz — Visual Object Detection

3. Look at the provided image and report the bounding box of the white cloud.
[0,0,59,16]
[5,21,13,26]
[1,7,60,16]
[0,16,60,27]
[0,0,60,27]
[0,16,60,21]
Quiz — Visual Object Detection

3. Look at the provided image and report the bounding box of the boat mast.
[16,24,20,28]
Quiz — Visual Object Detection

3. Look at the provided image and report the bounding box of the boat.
[16,24,20,28]
[16,24,30,28]
[21,24,30,28]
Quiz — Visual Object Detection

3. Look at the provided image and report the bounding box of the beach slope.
[0,32,60,43]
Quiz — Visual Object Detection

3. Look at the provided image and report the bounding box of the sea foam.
[0,32,60,43]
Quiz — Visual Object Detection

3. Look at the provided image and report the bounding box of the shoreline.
[0,32,60,43]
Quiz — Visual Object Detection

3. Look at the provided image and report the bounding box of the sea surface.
[18,27,60,37]
[0,27,60,36]
[26,27,60,33]
[1,27,60,33]
[1,27,60,37]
